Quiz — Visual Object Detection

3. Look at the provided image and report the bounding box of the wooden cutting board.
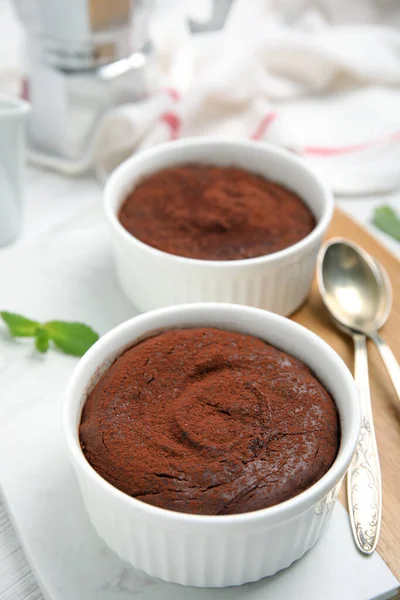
[292,208,400,581]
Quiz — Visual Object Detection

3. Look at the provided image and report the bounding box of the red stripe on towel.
[21,78,29,101]
[250,112,277,140]
[160,112,181,140]
[302,129,400,157]
[161,87,181,102]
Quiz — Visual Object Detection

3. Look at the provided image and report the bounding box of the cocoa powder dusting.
[118,164,315,260]
[79,328,339,515]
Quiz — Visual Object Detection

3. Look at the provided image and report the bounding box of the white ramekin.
[104,138,333,316]
[64,303,359,588]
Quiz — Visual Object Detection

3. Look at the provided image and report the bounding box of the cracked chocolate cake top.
[117,164,315,261]
[79,328,339,515]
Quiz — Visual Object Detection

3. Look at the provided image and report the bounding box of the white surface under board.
[0,0,400,595]
[0,210,398,600]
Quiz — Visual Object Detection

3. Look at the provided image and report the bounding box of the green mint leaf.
[1,312,99,357]
[45,321,99,357]
[0,311,40,337]
[373,206,400,241]
[35,327,49,353]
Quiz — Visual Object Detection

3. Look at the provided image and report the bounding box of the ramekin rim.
[63,303,359,526]
[103,137,334,268]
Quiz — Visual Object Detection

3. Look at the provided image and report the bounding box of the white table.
[1,139,399,600]
[1,2,400,599]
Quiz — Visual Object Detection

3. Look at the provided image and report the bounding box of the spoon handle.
[369,333,400,403]
[347,333,382,554]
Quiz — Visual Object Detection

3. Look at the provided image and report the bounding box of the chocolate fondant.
[79,328,339,515]
[118,164,315,260]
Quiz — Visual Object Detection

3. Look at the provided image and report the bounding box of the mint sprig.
[372,205,400,241]
[35,326,49,353]
[45,321,99,357]
[0,312,39,337]
[0,312,99,357]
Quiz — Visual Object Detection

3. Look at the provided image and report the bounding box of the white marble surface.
[0,82,399,600]
[0,188,398,600]
[1,1,400,598]
[0,76,399,600]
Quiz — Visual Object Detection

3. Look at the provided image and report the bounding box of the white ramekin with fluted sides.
[64,303,359,587]
[104,138,333,316]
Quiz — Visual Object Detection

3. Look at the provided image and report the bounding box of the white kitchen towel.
[9,0,400,194]
[87,0,400,195]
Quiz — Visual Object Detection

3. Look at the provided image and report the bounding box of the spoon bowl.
[317,238,399,403]
[317,238,388,335]
[373,258,393,329]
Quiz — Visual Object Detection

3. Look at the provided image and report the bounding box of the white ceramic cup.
[0,94,30,247]
[64,303,359,587]
[104,138,333,316]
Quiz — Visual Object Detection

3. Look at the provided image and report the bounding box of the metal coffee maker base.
[14,0,150,167]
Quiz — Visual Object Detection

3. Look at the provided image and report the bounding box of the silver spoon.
[317,238,383,554]
[369,259,400,401]
[318,238,400,405]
